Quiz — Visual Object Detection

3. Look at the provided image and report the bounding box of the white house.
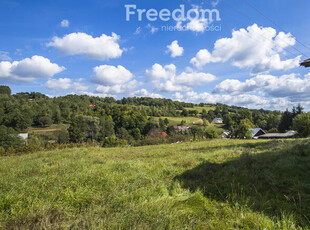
[212,118,223,124]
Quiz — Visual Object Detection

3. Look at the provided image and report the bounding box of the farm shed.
[258,131,297,139]
[250,128,266,138]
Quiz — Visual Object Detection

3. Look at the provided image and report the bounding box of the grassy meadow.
[154,116,204,126]
[178,106,216,113]
[1,139,310,229]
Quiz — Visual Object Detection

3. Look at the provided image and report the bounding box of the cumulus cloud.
[47,32,123,60]
[176,18,209,33]
[213,73,310,100]
[72,79,89,91]
[173,91,294,110]
[130,89,163,98]
[167,40,184,58]
[60,19,69,28]
[92,65,133,85]
[176,71,216,87]
[153,81,192,92]
[0,55,65,83]
[186,18,209,32]
[45,78,72,91]
[95,80,140,95]
[75,91,115,98]
[190,24,301,74]
[90,65,141,96]
[146,63,176,81]
[45,78,89,92]
[146,63,216,92]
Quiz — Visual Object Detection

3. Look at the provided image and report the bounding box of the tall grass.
[0,139,309,229]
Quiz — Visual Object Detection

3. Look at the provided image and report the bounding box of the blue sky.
[1,0,310,110]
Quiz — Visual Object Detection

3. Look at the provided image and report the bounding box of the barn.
[250,128,266,138]
[258,131,297,139]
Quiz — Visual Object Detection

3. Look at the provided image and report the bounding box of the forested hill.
[0,85,306,153]
[1,85,281,131]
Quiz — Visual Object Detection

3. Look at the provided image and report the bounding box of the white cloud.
[146,24,159,34]
[75,91,115,98]
[153,80,192,92]
[72,79,89,91]
[0,55,65,83]
[190,24,301,74]
[186,18,209,32]
[45,78,72,91]
[92,65,133,86]
[0,51,11,61]
[146,63,216,92]
[173,91,294,110]
[45,78,89,92]
[213,73,310,102]
[130,89,163,98]
[47,32,123,60]
[167,40,184,58]
[176,18,209,33]
[95,80,140,95]
[60,19,70,28]
[146,63,176,81]
[176,71,216,87]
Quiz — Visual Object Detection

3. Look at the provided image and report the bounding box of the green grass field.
[1,139,310,229]
[178,106,216,113]
[155,116,204,126]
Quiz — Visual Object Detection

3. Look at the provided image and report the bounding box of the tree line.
[0,85,309,153]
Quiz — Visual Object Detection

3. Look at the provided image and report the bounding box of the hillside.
[3,90,304,154]
[1,139,310,229]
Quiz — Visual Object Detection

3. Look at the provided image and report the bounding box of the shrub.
[0,146,5,156]
[205,127,219,139]
[57,130,69,144]
[6,146,15,154]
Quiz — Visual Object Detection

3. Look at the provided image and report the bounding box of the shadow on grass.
[183,140,287,153]
[175,139,310,227]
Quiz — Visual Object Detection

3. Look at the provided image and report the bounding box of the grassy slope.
[1,139,310,229]
[179,106,216,113]
[156,116,204,126]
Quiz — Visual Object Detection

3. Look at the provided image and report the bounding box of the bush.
[0,146,5,156]
[6,146,15,154]
[103,136,117,147]
[205,127,219,139]
[57,130,69,144]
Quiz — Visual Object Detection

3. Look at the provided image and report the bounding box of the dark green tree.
[278,109,293,132]
[0,86,11,95]
[293,113,310,137]
[235,119,254,139]
[68,117,86,143]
